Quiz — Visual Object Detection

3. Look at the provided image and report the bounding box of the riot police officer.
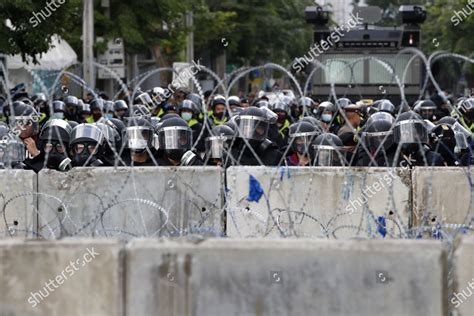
[393,111,445,167]
[225,106,282,166]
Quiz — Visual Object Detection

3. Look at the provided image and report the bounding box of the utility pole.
[102,0,113,97]
[185,11,194,64]
[83,0,95,97]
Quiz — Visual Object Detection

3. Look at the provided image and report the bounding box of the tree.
[0,0,82,63]
[194,0,313,67]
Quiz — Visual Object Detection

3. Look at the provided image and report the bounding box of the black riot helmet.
[179,99,199,115]
[393,111,428,145]
[272,100,290,115]
[186,93,203,110]
[90,98,104,112]
[114,100,128,112]
[205,125,235,160]
[235,107,270,141]
[157,117,193,162]
[336,98,352,110]
[317,101,336,122]
[418,100,438,121]
[113,100,128,120]
[78,101,91,115]
[51,101,66,119]
[298,96,315,110]
[363,112,395,153]
[288,121,320,155]
[299,116,324,134]
[69,124,104,167]
[312,133,345,166]
[437,116,457,126]
[64,96,79,115]
[377,99,396,116]
[10,102,40,138]
[125,117,154,152]
[39,119,72,171]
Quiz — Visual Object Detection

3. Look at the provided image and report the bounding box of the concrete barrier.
[226,167,411,238]
[37,167,224,239]
[0,170,37,238]
[453,236,474,316]
[0,239,123,316]
[125,238,448,316]
[412,168,473,229]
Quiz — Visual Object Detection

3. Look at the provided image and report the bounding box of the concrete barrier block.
[226,167,411,238]
[0,170,37,238]
[0,239,123,316]
[453,236,474,315]
[125,238,447,316]
[37,167,224,239]
[412,168,474,229]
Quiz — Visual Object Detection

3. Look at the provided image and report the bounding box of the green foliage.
[194,0,314,66]
[0,0,82,63]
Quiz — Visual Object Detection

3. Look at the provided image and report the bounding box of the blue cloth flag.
[377,216,387,238]
[247,175,264,203]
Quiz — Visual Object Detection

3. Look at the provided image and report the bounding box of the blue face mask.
[321,114,332,123]
[181,112,193,122]
[53,112,64,120]
[105,114,113,119]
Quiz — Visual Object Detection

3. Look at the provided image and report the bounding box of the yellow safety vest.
[278,119,290,138]
[188,119,199,128]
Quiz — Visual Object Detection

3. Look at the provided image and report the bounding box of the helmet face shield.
[454,131,470,150]
[205,136,229,159]
[126,126,153,150]
[237,116,269,141]
[158,126,192,150]
[364,130,394,153]
[70,124,103,145]
[290,133,317,155]
[313,145,345,166]
[0,140,25,165]
[394,120,428,144]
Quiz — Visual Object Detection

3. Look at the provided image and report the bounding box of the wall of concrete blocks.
[0,167,472,239]
[3,237,473,316]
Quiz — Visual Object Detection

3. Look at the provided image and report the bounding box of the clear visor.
[71,125,103,144]
[0,140,25,164]
[152,134,160,150]
[394,120,428,144]
[454,131,470,149]
[291,136,314,155]
[158,127,192,150]
[205,136,229,159]
[452,121,471,139]
[313,145,345,166]
[237,116,269,140]
[364,131,394,152]
[126,126,153,150]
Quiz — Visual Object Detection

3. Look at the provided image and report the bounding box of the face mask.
[166,149,185,162]
[181,112,193,122]
[46,151,71,171]
[72,152,91,167]
[53,112,64,119]
[321,114,332,123]
[105,114,113,119]
[214,112,224,120]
